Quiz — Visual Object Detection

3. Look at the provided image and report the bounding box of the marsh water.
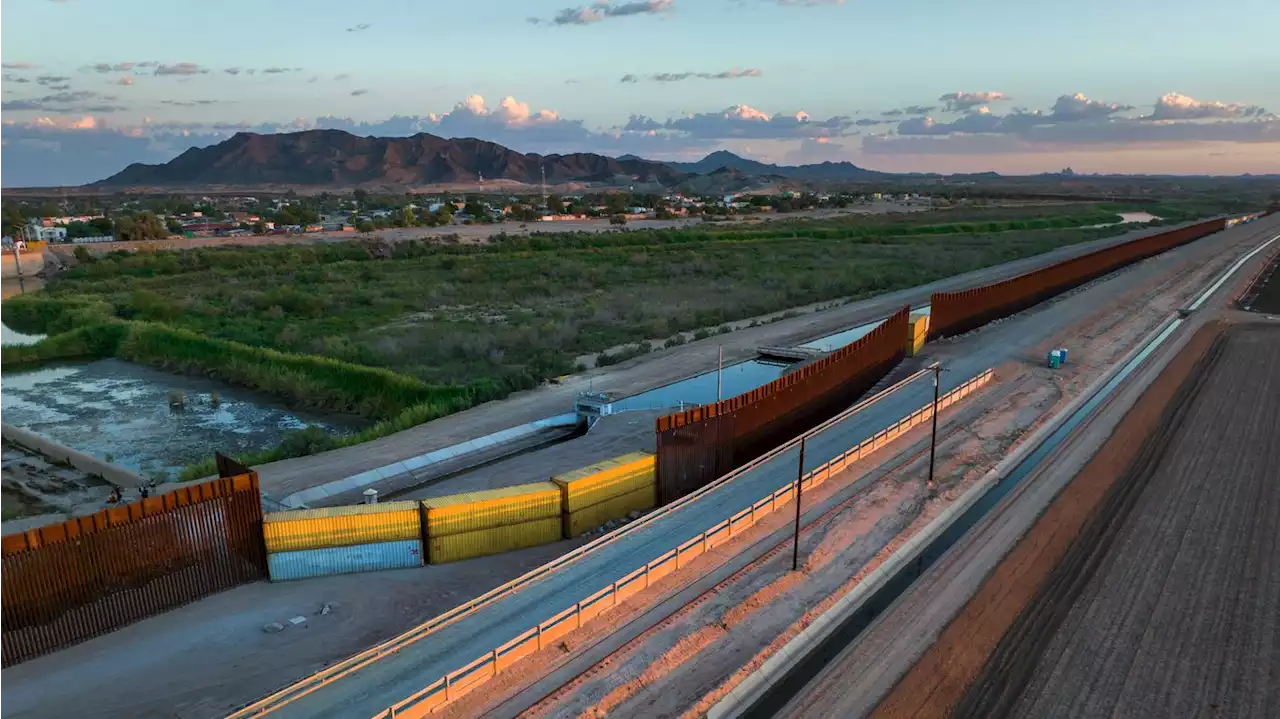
[1,352,365,480]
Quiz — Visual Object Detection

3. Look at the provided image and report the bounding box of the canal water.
[1,355,365,481]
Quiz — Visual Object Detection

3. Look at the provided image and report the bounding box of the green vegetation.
[5,204,1175,477]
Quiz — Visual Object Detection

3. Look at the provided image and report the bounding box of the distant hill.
[92,130,686,188]
[664,150,900,182]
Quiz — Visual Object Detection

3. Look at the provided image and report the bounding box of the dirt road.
[957,325,1280,719]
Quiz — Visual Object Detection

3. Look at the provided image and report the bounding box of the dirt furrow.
[962,326,1280,719]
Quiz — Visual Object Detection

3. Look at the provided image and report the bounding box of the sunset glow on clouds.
[2,0,1277,184]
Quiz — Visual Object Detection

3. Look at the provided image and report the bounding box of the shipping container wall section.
[267,539,424,582]
[929,218,1225,340]
[423,482,563,563]
[655,306,910,505]
[553,452,656,538]
[261,500,425,581]
[262,501,421,553]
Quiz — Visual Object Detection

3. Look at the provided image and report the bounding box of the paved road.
[257,220,1212,498]
[772,218,1280,719]
[265,217,1276,718]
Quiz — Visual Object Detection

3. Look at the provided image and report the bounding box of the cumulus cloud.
[115,75,135,86]
[660,104,849,139]
[626,67,762,83]
[870,91,1279,155]
[939,90,1008,112]
[533,0,674,26]
[155,63,208,76]
[346,23,372,32]
[1146,92,1267,121]
[2,61,37,70]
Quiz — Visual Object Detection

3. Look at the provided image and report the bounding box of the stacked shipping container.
[263,501,424,581]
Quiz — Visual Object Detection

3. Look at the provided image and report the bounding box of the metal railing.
[375,368,996,717]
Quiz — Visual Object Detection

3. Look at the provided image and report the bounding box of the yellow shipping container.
[263,501,421,553]
[428,517,562,564]
[562,484,656,538]
[422,482,561,538]
[552,452,655,514]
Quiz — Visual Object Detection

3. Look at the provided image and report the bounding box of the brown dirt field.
[870,321,1224,719]
[960,323,1280,719]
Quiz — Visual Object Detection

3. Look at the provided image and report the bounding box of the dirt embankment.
[871,321,1225,719]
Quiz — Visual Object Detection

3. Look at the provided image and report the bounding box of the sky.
[2,0,1279,186]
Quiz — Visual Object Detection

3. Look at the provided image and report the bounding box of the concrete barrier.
[1,423,148,489]
[280,412,580,508]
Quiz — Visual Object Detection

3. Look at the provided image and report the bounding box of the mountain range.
[92,129,928,190]
[94,130,685,188]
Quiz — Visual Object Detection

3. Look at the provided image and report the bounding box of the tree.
[464,200,485,218]
[274,207,299,226]
[354,189,369,208]
[89,216,113,235]
[166,219,184,235]
[356,220,375,233]
[2,203,26,236]
[435,205,454,225]
[401,206,417,227]
[252,221,267,234]
[115,211,168,242]
[546,194,563,214]
[609,214,627,226]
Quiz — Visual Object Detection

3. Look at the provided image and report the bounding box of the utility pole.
[927,363,949,498]
[717,345,723,403]
[792,437,806,572]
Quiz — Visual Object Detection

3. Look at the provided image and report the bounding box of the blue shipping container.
[268,539,424,582]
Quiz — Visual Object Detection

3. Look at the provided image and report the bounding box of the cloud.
[155,63,208,76]
[783,137,845,164]
[660,104,850,139]
[350,89,369,96]
[115,75,135,86]
[881,109,903,118]
[346,23,372,32]
[2,89,126,114]
[86,62,136,73]
[1145,92,1266,121]
[36,75,71,86]
[261,67,302,74]
[627,67,763,83]
[938,91,1008,112]
[136,61,159,68]
[870,91,1279,155]
[775,0,846,5]
[855,117,893,126]
[224,67,242,75]
[2,61,37,70]
[904,105,935,115]
[534,0,674,26]
[4,74,32,84]
[160,99,222,107]
[333,73,350,81]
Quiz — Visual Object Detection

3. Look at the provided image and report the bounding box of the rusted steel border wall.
[929,218,1226,340]
[655,306,910,505]
[1,474,267,666]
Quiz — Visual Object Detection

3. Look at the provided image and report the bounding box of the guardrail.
[376,368,996,717]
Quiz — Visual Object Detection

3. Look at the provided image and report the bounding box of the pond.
[1,358,368,481]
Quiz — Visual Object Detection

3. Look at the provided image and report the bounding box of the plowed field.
[957,324,1280,718]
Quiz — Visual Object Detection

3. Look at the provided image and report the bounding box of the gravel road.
[959,325,1280,719]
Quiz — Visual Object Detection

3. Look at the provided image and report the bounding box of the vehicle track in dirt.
[957,324,1280,719]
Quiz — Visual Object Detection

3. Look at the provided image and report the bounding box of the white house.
[26,224,67,242]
